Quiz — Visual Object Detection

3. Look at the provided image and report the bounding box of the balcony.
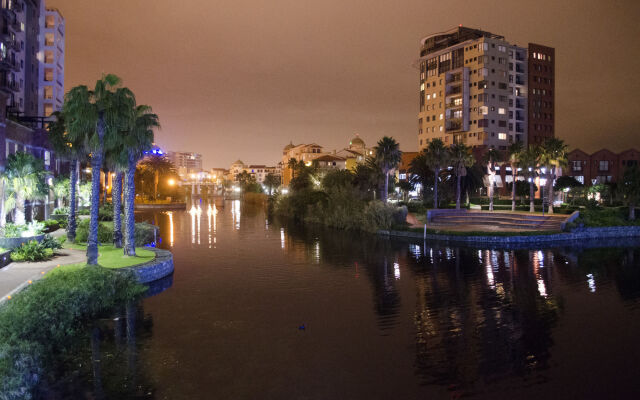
[515,78,525,85]
[515,54,525,62]
[446,101,463,109]
[0,55,17,71]
[446,86,461,95]
[446,121,462,132]
[446,74,462,84]
[515,101,524,109]
[515,66,524,73]
[515,113,524,121]
[0,76,20,93]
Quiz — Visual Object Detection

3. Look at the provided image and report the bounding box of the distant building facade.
[564,148,640,185]
[417,26,554,152]
[281,135,373,185]
[167,151,203,178]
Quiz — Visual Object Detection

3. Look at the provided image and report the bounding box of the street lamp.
[168,178,175,186]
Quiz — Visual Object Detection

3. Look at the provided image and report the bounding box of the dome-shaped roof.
[349,135,365,147]
[232,159,244,165]
[284,141,295,150]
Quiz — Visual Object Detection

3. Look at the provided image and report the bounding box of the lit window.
[498,107,506,115]
[439,126,443,132]
[439,113,443,120]
[433,92,437,99]
[498,133,507,140]
[427,94,431,100]
[479,106,488,115]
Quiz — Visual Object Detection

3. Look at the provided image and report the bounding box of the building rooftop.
[420,26,504,56]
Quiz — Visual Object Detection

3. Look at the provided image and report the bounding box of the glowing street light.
[168,178,175,186]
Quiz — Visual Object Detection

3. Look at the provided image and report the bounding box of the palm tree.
[448,143,474,209]
[3,153,47,225]
[539,138,569,214]
[52,177,69,209]
[483,148,503,211]
[519,147,540,213]
[507,142,524,211]
[122,105,158,256]
[136,154,175,200]
[48,111,86,241]
[621,165,640,220]
[373,136,402,203]
[423,139,449,209]
[263,173,280,195]
[408,151,432,204]
[65,75,134,264]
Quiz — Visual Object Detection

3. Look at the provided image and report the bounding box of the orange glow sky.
[51,0,640,168]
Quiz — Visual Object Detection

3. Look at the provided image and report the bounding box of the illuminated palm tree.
[507,142,524,211]
[519,147,540,213]
[539,138,568,214]
[3,153,47,225]
[64,74,134,264]
[48,111,87,241]
[448,143,474,209]
[424,138,449,209]
[483,148,502,211]
[374,136,402,203]
[122,105,158,256]
[263,173,281,195]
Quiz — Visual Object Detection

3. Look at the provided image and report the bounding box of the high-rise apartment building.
[0,0,64,117]
[167,150,203,177]
[417,26,554,152]
[38,4,64,117]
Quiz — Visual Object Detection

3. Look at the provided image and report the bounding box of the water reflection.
[49,205,640,398]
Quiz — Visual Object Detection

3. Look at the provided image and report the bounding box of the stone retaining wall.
[379,225,640,246]
[119,248,174,284]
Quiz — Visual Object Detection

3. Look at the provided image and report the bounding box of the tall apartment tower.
[527,44,554,145]
[417,26,554,153]
[38,4,64,117]
[1,0,40,114]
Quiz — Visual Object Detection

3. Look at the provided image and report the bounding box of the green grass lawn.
[49,244,156,275]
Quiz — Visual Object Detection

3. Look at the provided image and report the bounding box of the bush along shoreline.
[273,172,408,233]
[0,267,146,398]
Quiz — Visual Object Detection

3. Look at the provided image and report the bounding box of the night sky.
[51,0,640,168]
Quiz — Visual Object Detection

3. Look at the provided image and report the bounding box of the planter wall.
[118,248,174,284]
[0,234,45,250]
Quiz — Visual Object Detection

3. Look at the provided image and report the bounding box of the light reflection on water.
[45,202,640,399]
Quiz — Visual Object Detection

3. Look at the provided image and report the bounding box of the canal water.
[47,201,640,399]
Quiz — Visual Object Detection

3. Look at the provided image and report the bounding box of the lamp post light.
[540,176,547,216]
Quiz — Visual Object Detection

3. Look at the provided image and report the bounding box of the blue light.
[158,150,163,155]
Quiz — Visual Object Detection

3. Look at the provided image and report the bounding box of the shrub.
[362,201,396,232]
[52,206,69,215]
[0,267,145,396]
[98,204,116,221]
[42,220,60,233]
[40,234,65,250]
[10,241,54,262]
[74,219,113,244]
[75,219,157,246]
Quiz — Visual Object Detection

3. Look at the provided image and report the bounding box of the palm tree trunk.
[112,172,123,248]
[123,152,137,256]
[87,115,106,265]
[529,180,535,213]
[383,171,389,203]
[0,179,5,228]
[154,170,159,200]
[102,168,109,205]
[630,203,636,221]
[68,160,78,242]
[456,175,461,209]
[547,168,554,214]
[433,167,439,209]
[489,183,494,211]
[15,192,25,225]
[87,151,103,265]
[511,170,517,211]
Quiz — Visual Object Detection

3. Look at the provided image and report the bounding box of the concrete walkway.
[0,246,86,304]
